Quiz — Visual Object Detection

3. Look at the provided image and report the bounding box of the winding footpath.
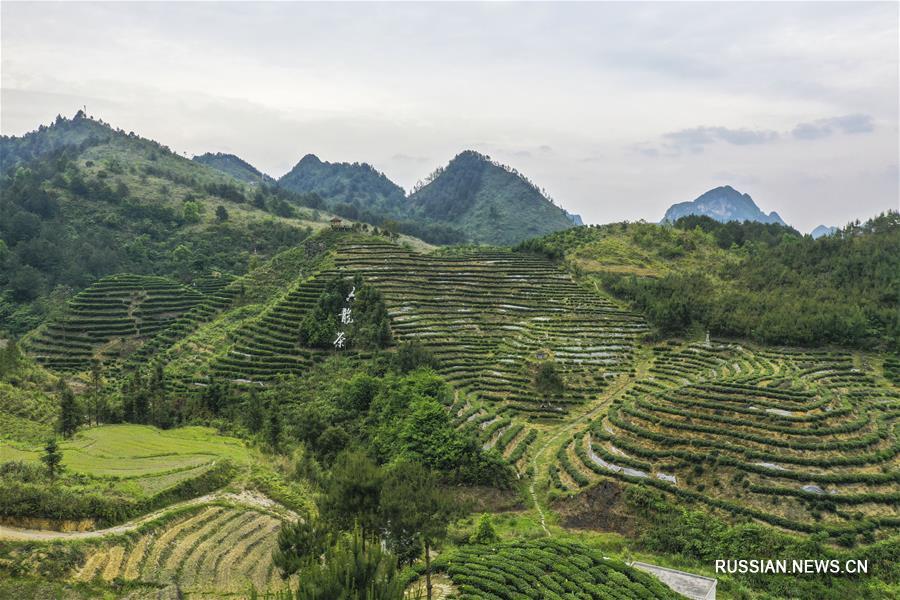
[528,373,636,535]
[0,490,291,541]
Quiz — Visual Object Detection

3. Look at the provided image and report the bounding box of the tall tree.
[58,384,80,437]
[273,517,331,579]
[293,527,405,600]
[89,359,103,425]
[41,437,63,480]
[321,450,382,544]
[380,460,456,600]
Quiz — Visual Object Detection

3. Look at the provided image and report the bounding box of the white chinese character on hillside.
[339,307,353,325]
[333,331,346,349]
[346,286,356,302]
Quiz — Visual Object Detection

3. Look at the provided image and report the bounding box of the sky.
[2,2,898,232]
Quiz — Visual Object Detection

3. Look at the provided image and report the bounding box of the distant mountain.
[662,186,787,226]
[407,150,575,245]
[193,152,274,185]
[810,225,838,239]
[565,211,584,226]
[278,154,407,215]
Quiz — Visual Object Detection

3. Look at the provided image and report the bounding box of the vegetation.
[519,214,900,350]
[434,538,683,599]
[276,527,407,600]
[553,340,900,544]
[193,151,275,185]
[408,150,574,245]
[40,438,62,480]
[0,112,326,337]
[279,153,407,218]
[1,114,897,600]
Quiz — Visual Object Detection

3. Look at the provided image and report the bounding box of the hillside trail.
[0,488,290,542]
[527,357,644,535]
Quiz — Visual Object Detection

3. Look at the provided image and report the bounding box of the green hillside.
[279,153,407,216]
[517,214,900,350]
[192,152,275,186]
[0,112,335,337]
[408,150,575,245]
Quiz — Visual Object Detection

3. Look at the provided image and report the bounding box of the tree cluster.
[274,451,458,600]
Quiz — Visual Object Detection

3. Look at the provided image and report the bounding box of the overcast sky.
[2,2,897,232]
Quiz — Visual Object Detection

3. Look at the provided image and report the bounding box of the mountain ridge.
[193,152,275,185]
[407,150,575,245]
[278,153,407,214]
[662,185,787,226]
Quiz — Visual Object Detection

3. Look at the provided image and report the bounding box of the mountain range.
[661,185,787,226]
[195,148,580,246]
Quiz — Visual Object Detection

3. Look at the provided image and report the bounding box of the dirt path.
[0,489,292,542]
[527,370,638,536]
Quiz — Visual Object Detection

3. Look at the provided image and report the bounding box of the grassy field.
[2,424,254,478]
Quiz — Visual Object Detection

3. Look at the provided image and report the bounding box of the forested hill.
[1,110,111,174]
[192,152,275,185]
[0,112,332,336]
[278,153,407,216]
[516,212,900,350]
[408,150,575,246]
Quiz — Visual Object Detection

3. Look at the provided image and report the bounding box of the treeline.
[520,214,900,350]
[0,459,235,526]
[91,343,512,488]
[671,214,802,248]
[298,276,392,350]
[327,201,468,245]
[605,212,899,349]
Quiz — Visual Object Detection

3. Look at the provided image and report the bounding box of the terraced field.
[433,538,682,599]
[74,504,287,596]
[552,341,900,541]
[333,241,647,419]
[24,274,217,371]
[447,393,539,472]
[209,274,330,385]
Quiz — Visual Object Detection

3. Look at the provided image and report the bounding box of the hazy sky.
[2,2,898,231]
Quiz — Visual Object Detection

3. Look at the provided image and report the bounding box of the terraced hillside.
[553,341,900,542]
[333,241,647,419]
[433,538,683,599]
[73,503,287,596]
[173,237,644,421]
[209,274,331,384]
[24,274,220,371]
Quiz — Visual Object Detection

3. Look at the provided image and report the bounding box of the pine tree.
[379,460,455,600]
[41,438,63,480]
[59,385,80,438]
[322,450,382,545]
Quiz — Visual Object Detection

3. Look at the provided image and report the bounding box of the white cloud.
[1,1,896,232]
